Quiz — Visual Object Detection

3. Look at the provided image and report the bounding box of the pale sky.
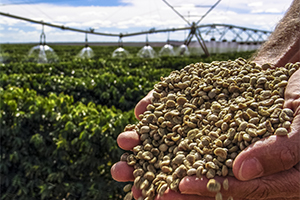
[0,0,294,43]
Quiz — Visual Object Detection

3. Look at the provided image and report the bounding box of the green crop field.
[0,44,255,200]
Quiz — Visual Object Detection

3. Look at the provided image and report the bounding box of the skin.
[111,0,300,199]
[251,0,300,67]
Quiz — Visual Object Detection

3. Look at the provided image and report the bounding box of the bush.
[0,87,137,200]
[0,44,256,199]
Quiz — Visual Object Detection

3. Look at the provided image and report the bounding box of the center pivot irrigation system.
[0,0,272,58]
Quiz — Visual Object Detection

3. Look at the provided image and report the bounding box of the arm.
[252,0,300,67]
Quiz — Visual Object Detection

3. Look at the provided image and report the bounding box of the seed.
[225,159,233,168]
[193,160,205,168]
[223,139,231,147]
[133,176,142,188]
[256,128,267,136]
[177,96,188,105]
[275,127,288,136]
[123,184,133,193]
[142,151,154,160]
[161,166,173,174]
[187,168,197,176]
[206,169,216,179]
[237,121,248,131]
[207,179,221,192]
[222,165,228,176]
[245,128,257,137]
[158,183,168,196]
[170,178,180,191]
[124,191,133,200]
[144,172,155,181]
[140,179,150,190]
[249,117,259,124]
[223,178,229,190]
[282,107,294,118]
[140,134,149,141]
[257,77,267,85]
[242,133,252,142]
[265,120,274,133]
[223,113,232,122]
[166,100,176,108]
[187,128,200,140]
[214,148,228,160]
[186,154,196,164]
[133,169,144,178]
[204,154,213,162]
[261,63,271,70]
[196,166,204,178]
[206,161,216,169]
[159,143,168,152]
[282,121,291,129]
[215,192,223,200]
[140,126,150,134]
[215,139,223,147]
[208,114,219,122]
[120,152,129,161]
[173,164,187,179]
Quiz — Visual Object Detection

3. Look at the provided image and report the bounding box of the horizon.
[0,0,293,43]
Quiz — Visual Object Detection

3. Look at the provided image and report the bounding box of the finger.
[155,188,213,200]
[284,68,300,115]
[135,90,154,120]
[180,176,233,198]
[180,164,300,199]
[132,185,142,200]
[232,125,300,181]
[110,161,134,182]
[117,130,141,150]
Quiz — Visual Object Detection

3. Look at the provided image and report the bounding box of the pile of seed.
[120,58,299,200]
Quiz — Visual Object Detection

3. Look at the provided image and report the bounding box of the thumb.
[134,90,154,120]
[233,113,300,181]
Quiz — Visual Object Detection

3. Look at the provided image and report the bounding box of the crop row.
[0,86,137,200]
[0,69,164,111]
[0,44,256,200]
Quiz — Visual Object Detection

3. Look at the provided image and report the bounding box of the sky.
[0,0,294,44]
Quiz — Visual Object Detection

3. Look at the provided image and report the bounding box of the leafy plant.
[0,87,136,200]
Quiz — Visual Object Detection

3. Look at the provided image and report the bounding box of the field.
[0,44,255,200]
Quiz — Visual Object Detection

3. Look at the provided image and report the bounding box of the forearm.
[253,0,300,67]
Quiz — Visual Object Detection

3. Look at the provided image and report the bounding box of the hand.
[172,67,300,200]
[111,67,300,200]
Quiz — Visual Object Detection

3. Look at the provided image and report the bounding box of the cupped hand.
[111,68,300,200]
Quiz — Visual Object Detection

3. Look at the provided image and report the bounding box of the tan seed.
[275,127,288,136]
[123,184,133,193]
[206,169,216,179]
[282,121,291,129]
[214,147,228,160]
[222,165,228,176]
[158,183,168,196]
[187,168,197,176]
[207,179,221,192]
[223,178,229,190]
[124,191,133,200]
[215,192,223,200]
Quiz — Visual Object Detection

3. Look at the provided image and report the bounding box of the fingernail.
[238,157,264,181]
